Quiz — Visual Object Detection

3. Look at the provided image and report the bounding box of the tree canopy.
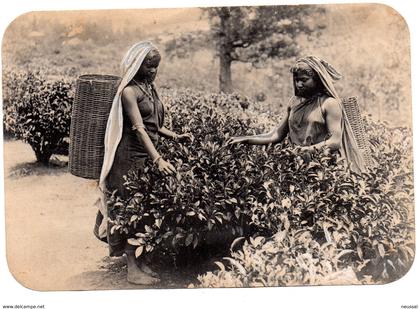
[205,6,326,92]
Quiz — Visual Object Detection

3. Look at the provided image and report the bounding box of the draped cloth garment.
[94,41,158,239]
[291,56,366,174]
[288,95,330,147]
[95,82,164,256]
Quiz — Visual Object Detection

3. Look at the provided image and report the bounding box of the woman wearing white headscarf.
[94,41,190,285]
[229,55,366,174]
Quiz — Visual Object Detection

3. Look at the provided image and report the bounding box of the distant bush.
[3,70,73,164]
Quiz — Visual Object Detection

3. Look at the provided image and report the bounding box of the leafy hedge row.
[2,70,413,285]
[107,89,414,285]
[196,120,414,286]
[3,70,73,164]
[108,97,258,258]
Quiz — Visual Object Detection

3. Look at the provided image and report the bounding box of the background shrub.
[3,70,73,164]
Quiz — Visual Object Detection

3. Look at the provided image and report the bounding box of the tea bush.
[107,95,261,260]
[2,69,412,284]
[196,234,360,287]
[196,121,414,287]
[106,89,414,286]
[3,70,73,164]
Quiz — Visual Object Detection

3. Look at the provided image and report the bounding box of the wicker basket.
[342,97,372,168]
[69,74,121,179]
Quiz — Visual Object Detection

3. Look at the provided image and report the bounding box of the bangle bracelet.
[132,123,144,131]
[153,156,162,164]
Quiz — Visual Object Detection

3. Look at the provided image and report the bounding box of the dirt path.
[3,140,192,291]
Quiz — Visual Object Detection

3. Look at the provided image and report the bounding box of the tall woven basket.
[69,74,121,179]
[342,97,372,168]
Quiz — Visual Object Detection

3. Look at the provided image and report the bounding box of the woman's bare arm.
[301,97,342,152]
[158,126,177,139]
[159,126,192,141]
[122,86,175,174]
[122,87,160,160]
[230,107,290,145]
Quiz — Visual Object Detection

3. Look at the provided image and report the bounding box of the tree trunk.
[35,150,52,165]
[31,143,52,165]
[219,53,233,93]
[218,7,233,93]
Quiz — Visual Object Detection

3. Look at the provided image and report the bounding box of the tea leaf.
[215,261,225,271]
[185,234,194,246]
[223,257,246,276]
[378,243,385,258]
[135,246,144,258]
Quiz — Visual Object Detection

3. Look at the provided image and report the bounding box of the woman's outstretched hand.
[176,133,193,142]
[228,136,249,145]
[156,158,176,175]
[295,146,313,163]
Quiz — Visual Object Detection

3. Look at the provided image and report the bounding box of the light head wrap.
[95,41,158,237]
[291,55,342,99]
[291,56,366,173]
[100,41,158,189]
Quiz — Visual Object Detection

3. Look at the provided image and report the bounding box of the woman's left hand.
[297,146,312,153]
[157,158,177,175]
[227,136,249,145]
[176,133,193,142]
[296,146,313,162]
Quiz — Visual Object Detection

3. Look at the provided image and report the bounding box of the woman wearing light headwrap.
[94,41,190,285]
[229,56,365,173]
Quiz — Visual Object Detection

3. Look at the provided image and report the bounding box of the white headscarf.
[95,41,158,237]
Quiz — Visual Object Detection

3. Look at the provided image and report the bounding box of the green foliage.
[106,89,413,286]
[196,119,414,287]
[107,92,258,258]
[197,234,360,287]
[3,70,73,164]
[204,5,325,92]
[205,6,324,63]
[3,8,410,127]
[165,31,212,59]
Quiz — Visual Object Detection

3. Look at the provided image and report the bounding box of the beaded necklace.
[132,79,154,101]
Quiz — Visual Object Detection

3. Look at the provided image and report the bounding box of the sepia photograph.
[0,0,418,307]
